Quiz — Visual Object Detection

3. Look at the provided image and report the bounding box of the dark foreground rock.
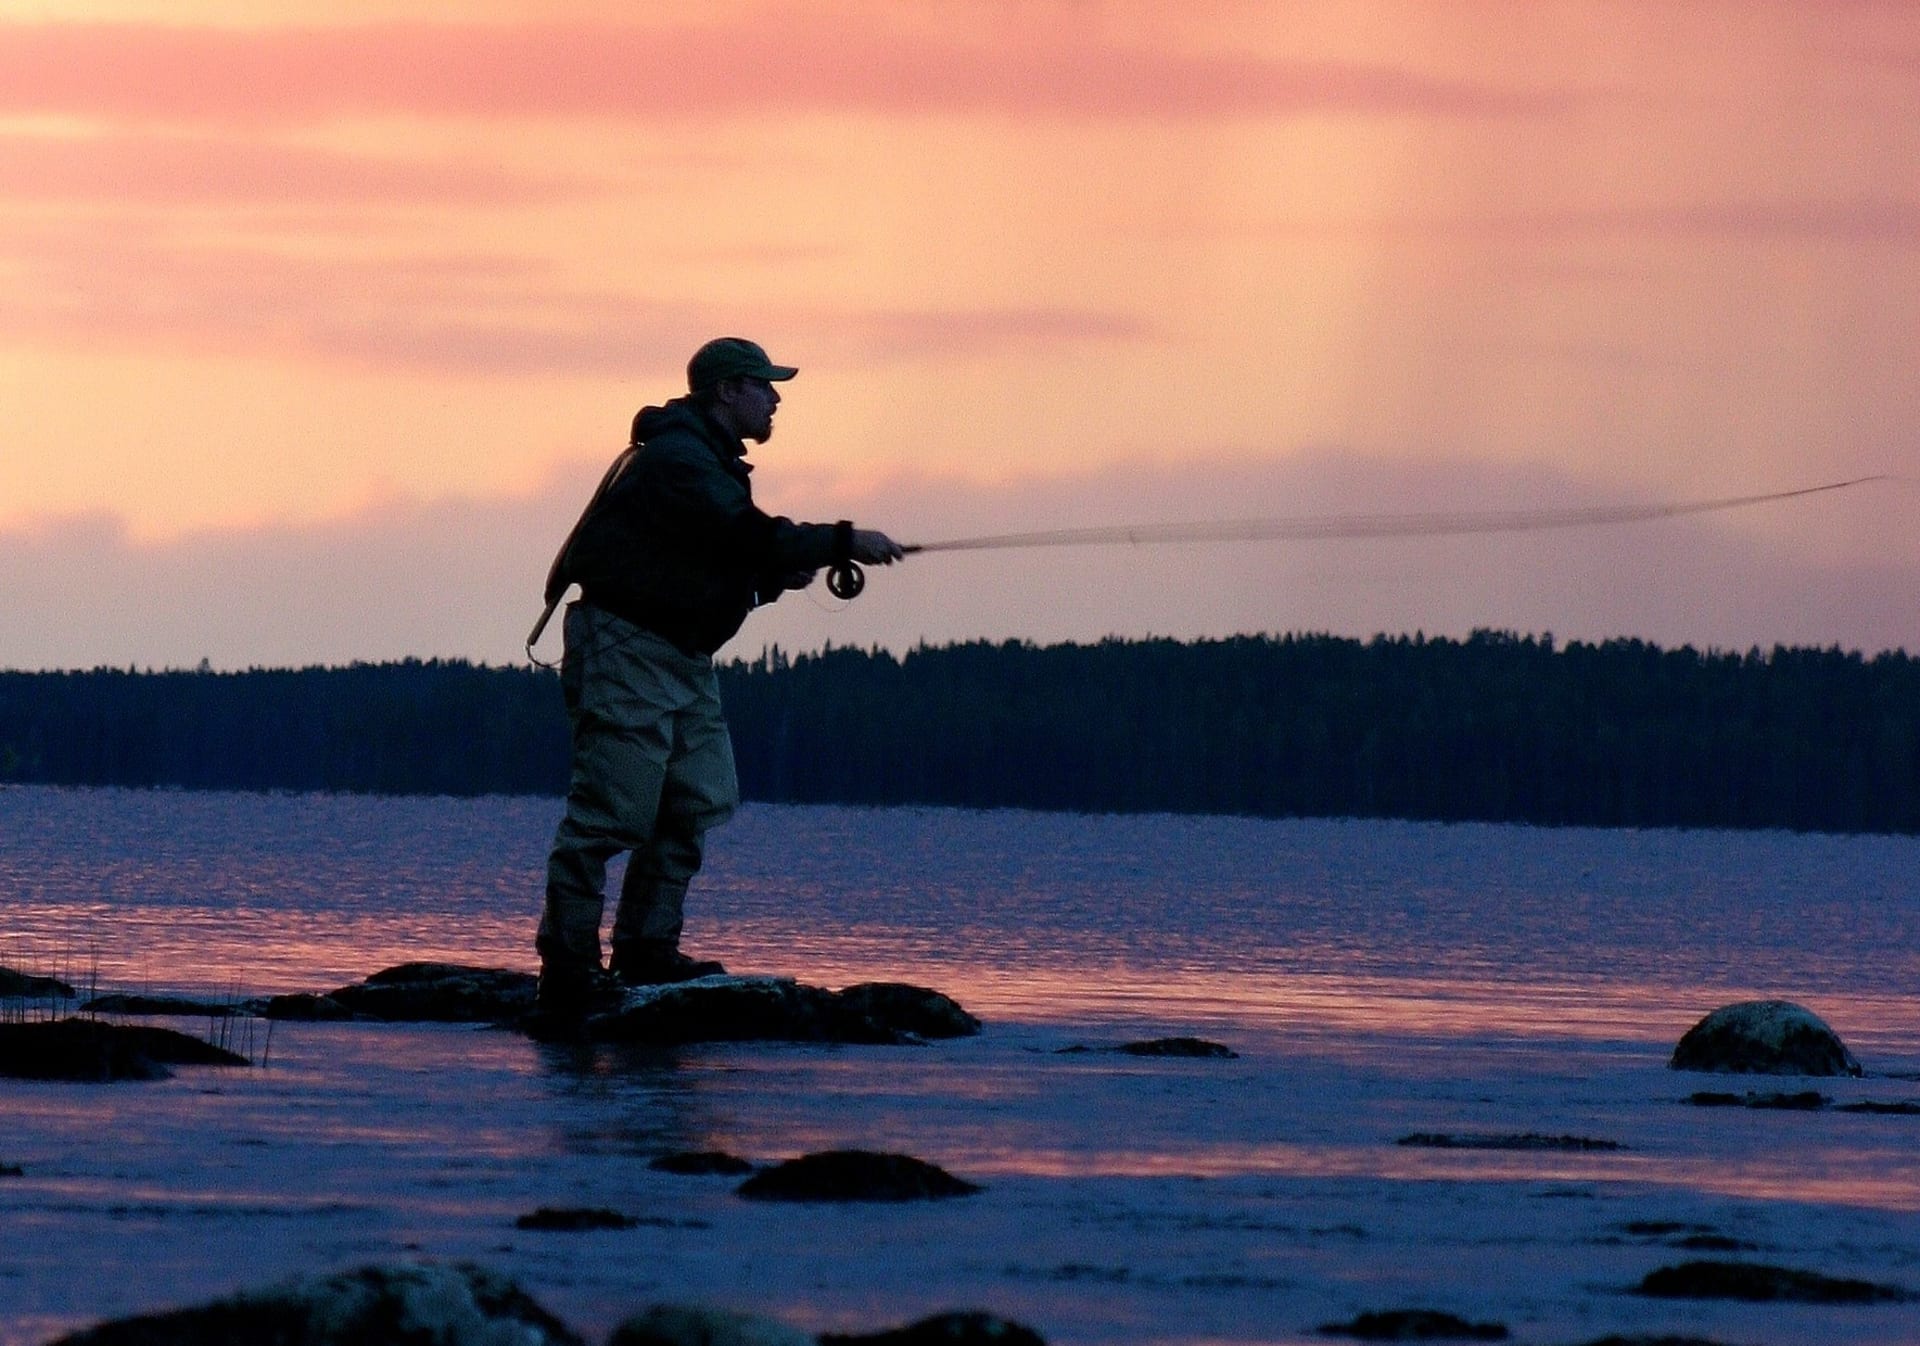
[0,966,75,999]
[650,1150,757,1175]
[1395,1133,1621,1151]
[1317,1308,1508,1339]
[736,1150,983,1202]
[543,976,981,1047]
[0,1162,22,1177]
[262,993,356,1021]
[46,1262,585,1345]
[822,1311,1049,1344]
[329,962,539,1021]
[0,1018,247,1082]
[1669,1000,1861,1076]
[1634,1259,1911,1303]
[1685,1089,1827,1109]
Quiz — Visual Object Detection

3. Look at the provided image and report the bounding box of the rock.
[1116,1036,1237,1058]
[45,1261,584,1345]
[1316,1308,1509,1339]
[1669,1000,1861,1076]
[81,994,237,1017]
[263,993,355,1021]
[0,966,75,999]
[736,1150,983,1202]
[0,1018,247,1082]
[1684,1090,1828,1109]
[821,1311,1048,1344]
[833,983,982,1039]
[650,1150,757,1176]
[513,1206,637,1231]
[329,963,539,1022]
[557,976,978,1047]
[0,1163,22,1177]
[1634,1259,1910,1303]
[1395,1133,1621,1151]
[1836,1099,1920,1114]
[608,1304,811,1346]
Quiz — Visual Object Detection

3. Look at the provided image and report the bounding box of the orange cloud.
[0,18,1565,127]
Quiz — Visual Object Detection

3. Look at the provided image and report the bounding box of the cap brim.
[763,364,798,381]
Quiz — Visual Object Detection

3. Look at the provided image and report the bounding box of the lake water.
[4,785,1920,1344]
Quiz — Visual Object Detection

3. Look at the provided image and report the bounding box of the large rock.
[821,1312,1047,1344]
[561,976,980,1047]
[1669,1000,1862,1076]
[1634,1259,1910,1303]
[0,1018,247,1083]
[45,1262,584,1345]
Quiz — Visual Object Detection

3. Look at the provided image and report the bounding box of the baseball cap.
[687,337,798,392]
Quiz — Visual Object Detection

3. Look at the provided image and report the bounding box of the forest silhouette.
[2,632,1915,834]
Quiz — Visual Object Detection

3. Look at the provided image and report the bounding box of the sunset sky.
[3,0,1915,669]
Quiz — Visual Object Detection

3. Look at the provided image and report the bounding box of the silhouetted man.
[534,337,902,1014]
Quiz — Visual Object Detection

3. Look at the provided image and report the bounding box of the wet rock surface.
[328,962,539,1021]
[820,1311,1049,1344]
[261,993,356,1021]
[45,1262,585,1345]
[1316,1308,1509,1339]
[1669,1000,1862,1076]
[0,1018,247,1082]
[1634,1259,1912,1303]
[1395,1133,1621,1151]
[736,1150,983,1202]
[649,1150,757,1175]
[1685,1089,1827,1109]
[556,976,982,1047]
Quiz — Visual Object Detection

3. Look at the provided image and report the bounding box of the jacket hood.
[631,396,739,455]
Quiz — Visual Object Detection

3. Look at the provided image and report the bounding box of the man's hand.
[850,529,905,564]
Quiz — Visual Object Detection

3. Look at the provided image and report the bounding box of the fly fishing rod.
[821,475,1903,598]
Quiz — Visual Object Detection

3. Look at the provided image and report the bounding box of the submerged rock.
[0,1162,21,1177]
[609,1305,811,1346]
[1395,1133,1621,1151]
[821,1311,1048,1344]
[329,963,539,1022]
[649,1150,756,1176]
[513,1206,637,1231]
[1056,1037,1238,1058]
[1669,1000,1861,1076]
[1684,1089,1828,1109]
[1634,1259,1911,1303]
[1316,1308,1509,1340]
[736,1150,983,1202]
[0,1018,247,1082]
[45,1261,584,1345]
[0,966,75,999]
[833,983,981,1039]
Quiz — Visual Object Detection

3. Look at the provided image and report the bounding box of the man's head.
[688,337,796,446]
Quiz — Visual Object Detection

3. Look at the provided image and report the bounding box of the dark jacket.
[559,397,841,655]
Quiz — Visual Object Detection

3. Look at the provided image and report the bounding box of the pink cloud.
[1231,200,1920,247]
[0,223,1147,374]
[0,19,1564,128]
[0,132,588,206]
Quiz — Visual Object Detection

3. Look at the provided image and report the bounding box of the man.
[534,337,902,1013]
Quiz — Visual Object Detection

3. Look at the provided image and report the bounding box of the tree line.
[2,632,1916,833]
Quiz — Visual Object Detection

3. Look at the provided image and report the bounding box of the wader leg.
[610,666,739,958]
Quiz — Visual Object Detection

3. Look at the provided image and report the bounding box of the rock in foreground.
[0,1018,247,1083]
[328,963,539,1021]
[736,1150,983,1202]
[610,1305,813,1346]
[1317,1308,1509,1339]
[821,1311,1049,1344]
[0,966,75,1000]
[46,1262,585,1345]
[1669,1001,1861,1076]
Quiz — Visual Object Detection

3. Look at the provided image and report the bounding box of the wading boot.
[609,939,726,986]
[526,963,625,1037]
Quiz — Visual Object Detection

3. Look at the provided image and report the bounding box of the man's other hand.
[851,529,905,564]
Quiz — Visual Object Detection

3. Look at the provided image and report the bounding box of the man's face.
[722,376,780,445]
